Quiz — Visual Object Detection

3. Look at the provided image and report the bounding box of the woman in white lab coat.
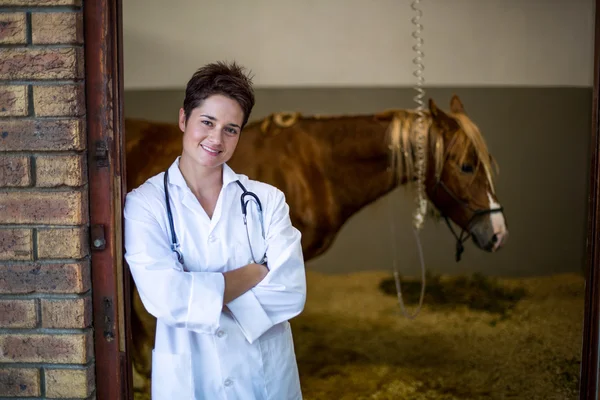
[123,61,307,399]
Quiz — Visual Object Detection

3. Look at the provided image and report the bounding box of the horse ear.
[429,98,458,132]
[429,98,450,121]
[450,95,465,114]
[429,98,441,118]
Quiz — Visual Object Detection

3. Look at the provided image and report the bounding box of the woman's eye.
[202,120,212,127]
[225,128,238,134]
[461,164,474,173]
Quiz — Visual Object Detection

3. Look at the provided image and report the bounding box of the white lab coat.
[123,157,307,400]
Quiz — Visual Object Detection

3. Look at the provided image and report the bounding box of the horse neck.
[319,111,433,225]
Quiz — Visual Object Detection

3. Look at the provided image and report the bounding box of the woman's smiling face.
[179,93,245,170]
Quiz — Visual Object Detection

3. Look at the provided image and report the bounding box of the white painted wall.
[123,0,595,89]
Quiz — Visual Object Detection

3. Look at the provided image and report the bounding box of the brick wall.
[0,1,95,399]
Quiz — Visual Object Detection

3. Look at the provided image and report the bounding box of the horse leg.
[131,284,156,396]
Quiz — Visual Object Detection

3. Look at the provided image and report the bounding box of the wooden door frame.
[580,1,600,398]
[83,0,600,399]
[84,0,132,399]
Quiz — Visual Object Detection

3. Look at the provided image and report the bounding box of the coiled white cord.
[390,0,427,320]
[411,0,428,230]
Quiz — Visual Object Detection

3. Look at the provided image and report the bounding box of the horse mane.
[451,112,499,193]
[251,108,498,193]
[386,109,498,194]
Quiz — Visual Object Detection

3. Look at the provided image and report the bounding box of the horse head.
[424,95,508,255]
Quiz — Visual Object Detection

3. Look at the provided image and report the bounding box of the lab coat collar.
[166,157,241,226]
[167,156,240,191]
[222,163,240,187]
[166,157,188,189]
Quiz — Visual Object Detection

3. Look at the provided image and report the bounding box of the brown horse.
[124,95,508,393]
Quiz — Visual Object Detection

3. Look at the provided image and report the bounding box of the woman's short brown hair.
[183,61,255,128]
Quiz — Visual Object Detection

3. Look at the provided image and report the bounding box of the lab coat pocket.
[259,322,302,399]
[151,350,193,399]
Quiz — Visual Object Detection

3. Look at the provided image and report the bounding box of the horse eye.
[461,164,474,173]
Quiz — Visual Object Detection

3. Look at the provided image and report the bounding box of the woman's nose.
[207,129,223,143]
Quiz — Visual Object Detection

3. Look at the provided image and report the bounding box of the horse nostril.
[491,234,498,244]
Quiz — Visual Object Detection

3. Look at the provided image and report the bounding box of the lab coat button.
[208,235,216,242]
[224,378,233,387]
[216,330,225,338]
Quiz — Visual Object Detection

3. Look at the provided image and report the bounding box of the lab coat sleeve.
[123,189,225,334]
[226,188,307,343]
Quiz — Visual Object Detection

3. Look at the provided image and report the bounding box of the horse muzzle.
[470,214,509,252]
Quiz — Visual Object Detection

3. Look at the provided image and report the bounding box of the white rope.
[389,0,428,320]
[411,0,428,230]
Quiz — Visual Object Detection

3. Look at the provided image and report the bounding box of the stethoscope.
[163,170,267,266]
